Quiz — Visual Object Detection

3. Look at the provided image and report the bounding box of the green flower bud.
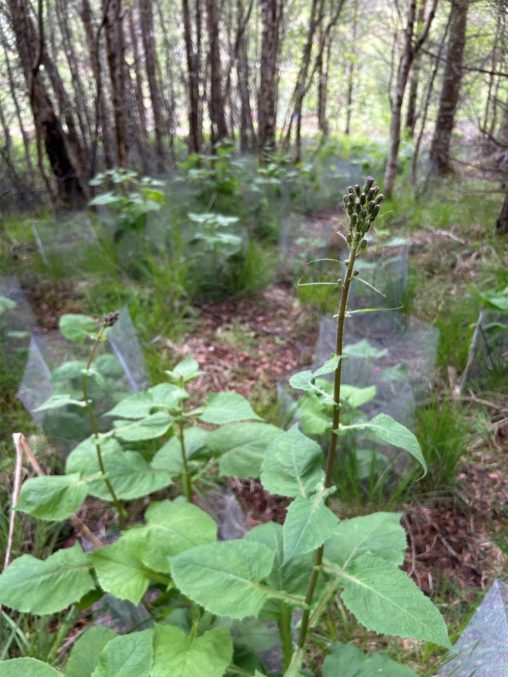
[364,176,374,191]
[347,186,354,194]
[370,204,380,218]
[375,194,385,205]
[361,239,367,249]
[360,192,366,205]
[354,184,361,196]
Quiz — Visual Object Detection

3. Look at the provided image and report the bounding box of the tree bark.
[405,0,427,137]
[384,0,438,197]
[7,0,85,206]
[495,187,508,234]
[206,0,228,145]
[429,0,469,175]
[182,0,203,153]
[258,0,283,162]
[236,0,256,150]
[103,0,129,167]
[139,0,166,167]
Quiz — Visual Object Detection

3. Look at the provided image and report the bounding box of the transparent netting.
[438,579,508,677]
[17,307,148,452]
[461,310,508,391]
[0,276,36,383]
[278,212,335,276]
[32,212,98,266]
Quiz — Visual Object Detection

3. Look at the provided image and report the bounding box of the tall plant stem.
[290,243,358,668]
[177,419,193,502]
[82,325,126,522]
[278,603,293,671]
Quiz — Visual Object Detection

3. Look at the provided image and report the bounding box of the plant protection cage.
[17,307,148,452]
[31,212,98,267]
[0,276,37,382]
[461,310,508,391]
[438,579,508,677]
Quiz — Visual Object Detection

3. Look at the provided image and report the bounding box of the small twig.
[3,435,24,571]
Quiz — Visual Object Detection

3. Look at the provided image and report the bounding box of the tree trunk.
[236,0,256,150]
[495,187,508,234]
[139,0,166,168]
[405,0,427,137]
[206,0,228,145]
[103,0,129,167]
[128,5,149,152]
[182,0,203,154]
[7,0,85,206]
[384,0,438,197]
[317,22,331,138]
[258,0,283,162]
[344,0,359,136]
[429,0,469,175]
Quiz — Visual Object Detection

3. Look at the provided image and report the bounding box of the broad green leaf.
[88,192,120,207]
[323,642,418,677]
[341,385,376,408]
[89,539,152,604]
[0,658,61,676]
[147,383,188,410]
[52,360,87,382]
[313,355,341,378]
[35,394,86,412]
[167,356,202,383]
[339,414,427,475]
[92,629,153,677]
[171,540,275,619]
[289,356,340,393]
[299,393,331,436]
[122,500,217,573]
[66,440,172,500]
[0,296,17,315]
[152,625,232,677]
[113,412,173,442]
[283,489,338,561]
[324,554,450,647]
[343,339,388,360]
[151,428,210,475]
[105,392,155,419]
[206,423,283,478]
[0,544,95,614]
[246,522,312,620]
[199,392,261,425]
[16,473,88,521]
[325,512,406,569]
[59,314,97,343]
[260,427,324,498]
[66,627,117,677]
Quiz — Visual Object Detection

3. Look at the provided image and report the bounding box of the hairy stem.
[290,242,359,668]
[278,603,293,671]
[177,419,193,502]
[82,324,126,522]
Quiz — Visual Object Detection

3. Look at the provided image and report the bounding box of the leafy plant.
[0,179,450,675]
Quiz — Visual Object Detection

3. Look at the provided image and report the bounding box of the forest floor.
[1,198,507,674]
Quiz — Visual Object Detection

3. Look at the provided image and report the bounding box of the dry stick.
[3,434,24,572]
[9,434,103,551]
[288,244,359,673]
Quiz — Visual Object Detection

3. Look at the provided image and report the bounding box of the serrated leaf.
[89,540,152,604]
[66,440,172,500]
[323,642,418,677]
[105,393,155,419]
[206,423,283,478]
[324,553,450,647]
[113,412,174,442]
[0,658,62,676]
[199,392,261,425]
[35,394,86,412]
[324,512,406,569]
[339,414,427,475]
[91,629,153,677]
[152,625,232,677]
[122,500,217,574]
[151,428,210,475]
[171,540,275,619]
[59,314,97,343]
[0,544,95,614]
[260,427,324,498]
[283,489,338,561]
[16,473,88,521]
[66,627,117,677]
[299,393,331,436]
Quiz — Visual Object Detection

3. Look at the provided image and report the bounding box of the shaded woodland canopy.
[0,0,507,228]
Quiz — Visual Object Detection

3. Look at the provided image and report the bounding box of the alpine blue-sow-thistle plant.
[0,178,449,676]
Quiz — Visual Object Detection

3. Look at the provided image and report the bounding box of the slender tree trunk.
[344,0,359,136]
[206,0,228,145]
[429,0,469,175]
[258,0,283,162]
[103,0,129,167]
[182,0,203,153]
[384,0,438,197]
[236,0,256,150]
[405,0,427,137]
[128,5,149,150]
[317,21,331,138]
[139,0,166,168]
[7,0,85,206]
[495,187,508,234]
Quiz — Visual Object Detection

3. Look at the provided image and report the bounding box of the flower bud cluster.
[342,176,384,245]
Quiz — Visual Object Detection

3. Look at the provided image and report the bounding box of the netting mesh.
[0,276,36,382]
[438,579,508,676]
[32,213,98,266]
[17,308,147,452]
[461,311,508,391]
